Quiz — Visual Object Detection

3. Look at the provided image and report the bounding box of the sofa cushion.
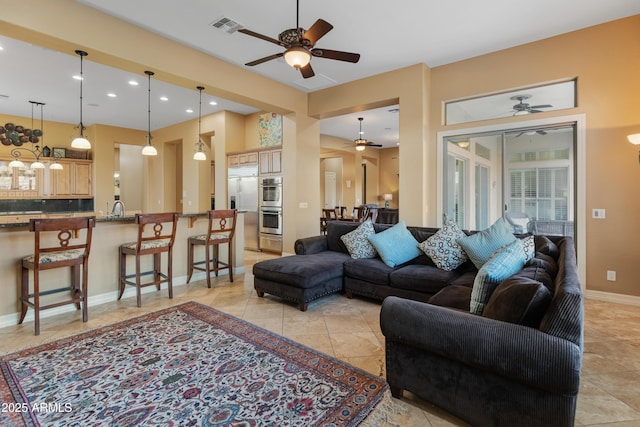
[527,252,559,278]
[428,285,473,311]
[343,257,394,286]
[340,220,377,259]
[483,276,552,327]
[515,266,554,292]
[368,221,421,267]
[534,235,560,260]
[389,264,461,294]
[418,218,468,271]
[457,218,516,269]
[470,239,527,314]
[252,251,351,289]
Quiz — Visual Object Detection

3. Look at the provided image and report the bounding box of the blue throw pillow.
[470,239,527,314]
[457,218,516,269]
[367,221,421,267]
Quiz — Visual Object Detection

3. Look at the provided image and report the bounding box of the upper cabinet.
[228,152,258,167]
[0,159,42,198]
[50,159,92,197]
[259,149,282,175]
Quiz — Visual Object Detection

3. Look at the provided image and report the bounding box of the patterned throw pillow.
[340,220,377,259]
[457,218,516,269]
[521,235,535,262]
[418,219,468,271]
[470,239,528,314]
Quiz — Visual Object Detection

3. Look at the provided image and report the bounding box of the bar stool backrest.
[30,216,96,269]
[134,212,179,253]
[206,209,237,242]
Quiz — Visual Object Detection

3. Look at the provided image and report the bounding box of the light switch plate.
[592,209,605,219]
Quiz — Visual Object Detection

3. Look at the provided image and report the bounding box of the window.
[445,80,576,125]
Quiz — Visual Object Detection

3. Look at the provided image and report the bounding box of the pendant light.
[71,50,91,150]
[141,70,158,156]
[193,86,206,161]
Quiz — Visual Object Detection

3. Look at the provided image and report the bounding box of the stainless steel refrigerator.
[228,165,259,251]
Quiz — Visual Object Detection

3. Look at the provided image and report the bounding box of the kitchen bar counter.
[0,212,210,227]
[0,212,245,328]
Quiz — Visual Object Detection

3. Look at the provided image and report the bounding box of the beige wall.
[379,147,399,209]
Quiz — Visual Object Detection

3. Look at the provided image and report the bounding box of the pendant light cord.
[75,50,88,136]
[145,70,155,143]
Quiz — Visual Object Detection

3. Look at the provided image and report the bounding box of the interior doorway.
[324,172,336,208]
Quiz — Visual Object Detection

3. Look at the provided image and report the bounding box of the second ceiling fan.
[354,117,381,151]
[238,0,360,78]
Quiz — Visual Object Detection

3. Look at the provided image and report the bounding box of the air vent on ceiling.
[210,17,243,34]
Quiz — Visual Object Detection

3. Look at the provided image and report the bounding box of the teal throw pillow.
[367,221,421,267]
[457,218,516,269]
[470,239,528,314]
[340,220,377,259]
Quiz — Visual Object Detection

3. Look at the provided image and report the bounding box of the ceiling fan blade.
[311,48,360,63]
[238,28,284,47]
[528,109,544,114]
[300,63,315,78]
[366,143,382,147]
[530,104,553,109]
[245,52,284,66]
[303,19,333,47]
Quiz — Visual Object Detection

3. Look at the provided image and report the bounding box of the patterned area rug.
[0,302,393,426]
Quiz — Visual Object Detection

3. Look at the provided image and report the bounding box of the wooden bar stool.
[118,212,179,307]
[187,209,237,288]
[19,216,96,335]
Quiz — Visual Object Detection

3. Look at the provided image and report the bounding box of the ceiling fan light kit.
[238,0,360,78]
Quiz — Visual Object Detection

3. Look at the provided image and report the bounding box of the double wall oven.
[259,176,283,252]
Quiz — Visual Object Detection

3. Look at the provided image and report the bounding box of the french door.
[442,123,575,236]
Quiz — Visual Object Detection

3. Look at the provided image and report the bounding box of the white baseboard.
[585,289,640,307]
[0,267,245,329]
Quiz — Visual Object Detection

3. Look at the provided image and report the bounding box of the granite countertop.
[0,212,208,228]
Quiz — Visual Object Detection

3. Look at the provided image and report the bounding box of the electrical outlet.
[607,270,616,281]
[592,209,606,219]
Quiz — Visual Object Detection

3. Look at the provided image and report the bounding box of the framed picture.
[52,147,66,159]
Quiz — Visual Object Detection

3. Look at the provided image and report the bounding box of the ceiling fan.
[353,117,381,151]
[238,0,360,79]
[510,95,553,115]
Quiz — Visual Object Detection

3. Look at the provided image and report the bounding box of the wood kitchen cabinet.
[228,152,258,167]
[50,159,92,197]
[259,149,282,175]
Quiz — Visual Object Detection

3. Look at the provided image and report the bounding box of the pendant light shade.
[71,50,91,150]
[193,86,206,161]
[142,70,158,156]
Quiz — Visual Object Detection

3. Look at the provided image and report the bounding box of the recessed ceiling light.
[0,46,4,51]
[107,93,117,98]
[160,96,169,101]
[209,101,218,106]
[186,109,194,113]
[72,75,83,81]
[128,80,139,86]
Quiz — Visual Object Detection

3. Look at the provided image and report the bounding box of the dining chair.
[187,209,237,288]
[323,208,338,221]
[19,216,96,335]
[118,212,179,307]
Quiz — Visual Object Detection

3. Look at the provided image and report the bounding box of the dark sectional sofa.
[252,220,583,426]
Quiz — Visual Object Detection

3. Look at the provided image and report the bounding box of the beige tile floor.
[1,250,640,426]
